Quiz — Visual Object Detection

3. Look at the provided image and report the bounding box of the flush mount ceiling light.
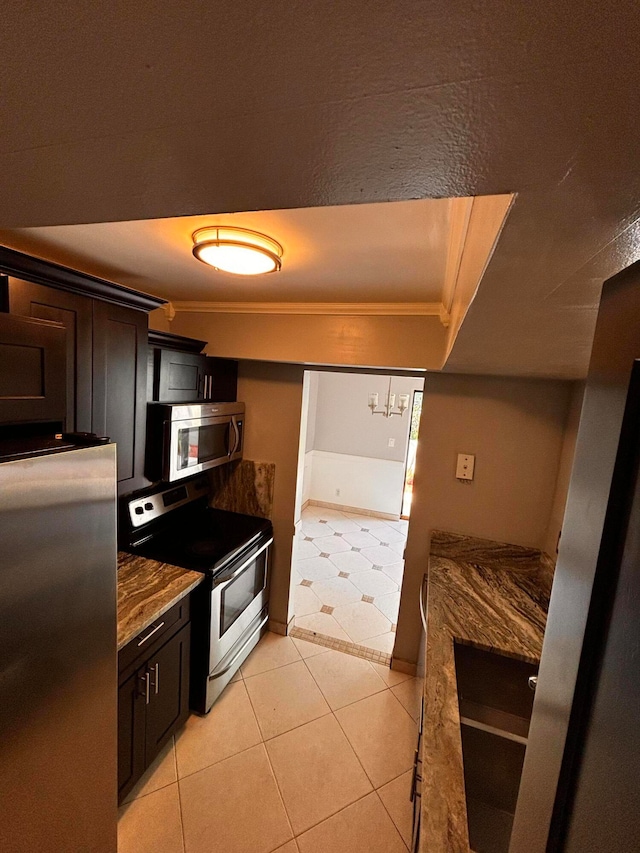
[191,226,283,276]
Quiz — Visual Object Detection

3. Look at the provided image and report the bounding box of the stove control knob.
[144,502,153,511]
[134,507,144,515]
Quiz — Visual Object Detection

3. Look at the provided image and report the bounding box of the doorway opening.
[290,369,424,661]
[401,390,423,518]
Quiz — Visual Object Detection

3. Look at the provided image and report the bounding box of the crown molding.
[171,300,449,321]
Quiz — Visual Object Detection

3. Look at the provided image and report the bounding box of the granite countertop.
[117,552,203,651]
[420,530,554,853]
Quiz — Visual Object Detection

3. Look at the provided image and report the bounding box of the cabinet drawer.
[118,596,190,680]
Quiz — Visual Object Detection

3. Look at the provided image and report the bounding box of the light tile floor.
[293,506,408,655]
[118,632,419,853]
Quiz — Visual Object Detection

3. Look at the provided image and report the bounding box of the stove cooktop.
[126,506,272,576]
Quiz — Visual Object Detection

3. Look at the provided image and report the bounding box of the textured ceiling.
[1,2,640,377]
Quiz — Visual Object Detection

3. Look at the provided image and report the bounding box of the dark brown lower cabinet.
[118,601,191,803]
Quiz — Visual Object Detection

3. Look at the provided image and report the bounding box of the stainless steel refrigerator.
[0,442,117,853]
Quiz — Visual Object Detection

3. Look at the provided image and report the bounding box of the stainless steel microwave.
[147,402,244,482]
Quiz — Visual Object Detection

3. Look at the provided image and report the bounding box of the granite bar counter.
[117,552,203,651]
[420,531,554,853]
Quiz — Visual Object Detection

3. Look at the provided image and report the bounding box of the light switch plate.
[456,453,475,480]
[388,438,396,447]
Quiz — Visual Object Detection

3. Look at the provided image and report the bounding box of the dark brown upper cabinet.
[0,312,66,427]
[148,330,237,404]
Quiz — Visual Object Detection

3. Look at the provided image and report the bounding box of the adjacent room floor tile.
[118,783,184,853]
[244,660,330,740]
[293,583,323,618]
[335,690,416,787]
[391,677,423,722]
[310,534,351,555]
[296,556,340,581]
[241,633,303,678]
[179,744,292,853]
[310,575,362,608]
[380,561,405,584]
[301,521,332,538]
[294,611,351,641]
[305,649,387,710]
[377,769,414,847]
[327,548,374,573]
[374,590,401,622]
[332,600,392,643]
[266,714,372,834]
[360,544,402,567]
[349,570,398,598]
[294,538,321,560]
[296,792,406,853]
[371,526,407,543]
[122,737,177,804]
[389,540,406,556]
[324,517,361,534]
[341,530,380,549]
[175,681,262,779]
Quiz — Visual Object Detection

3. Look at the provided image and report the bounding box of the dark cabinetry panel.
[0,312,66,426]
[149,337,238,404]
[93,302,148,491]
[117,598,191,803]
[9,279,93,432]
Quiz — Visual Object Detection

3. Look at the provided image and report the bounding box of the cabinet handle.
[150,662,160,695]
[140,671,151,705]
[137,621,165,647]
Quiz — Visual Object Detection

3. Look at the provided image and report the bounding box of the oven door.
[166,413,243,481]
[208,537,272,678]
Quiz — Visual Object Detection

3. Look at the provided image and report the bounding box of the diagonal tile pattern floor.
[293,506,408,655]
[118,632,420,853]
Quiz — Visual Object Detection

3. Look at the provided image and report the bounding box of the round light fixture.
[192,226,283,275]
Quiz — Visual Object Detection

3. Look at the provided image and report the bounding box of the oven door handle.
[209,610,270,680]
[213,537,273,587]
[228,416,240,457]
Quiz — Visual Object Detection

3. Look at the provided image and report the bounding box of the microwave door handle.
[229,417,240,457]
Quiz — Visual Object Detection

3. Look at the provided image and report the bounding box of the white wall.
[306,450,406,516]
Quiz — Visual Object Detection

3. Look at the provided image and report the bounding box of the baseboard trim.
[308,499,399,521]
[391,656,418,676]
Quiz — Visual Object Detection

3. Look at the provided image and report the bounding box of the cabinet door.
[92,302,148,492]
[9,278,93,432]
[118,670,147,802]
[156,349,206,402]
[205,357,238,402]
[144,623,191,765]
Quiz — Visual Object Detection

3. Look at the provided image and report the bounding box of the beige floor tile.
[244,659,330,739]
[230,668,243,683]
[370,662,413,687]
[305,649,387,710]
[335,690,417,787]
[266,714,372,834]
[378,770,414,847]
[118,783,184,853]
[332,600,391,643]
[301,521,332,538]
[175,681,262,778]
[362,631,396,654]
[359,544,401,566]
[294,611,351,641]
[340,530,380,550]
[381,560,405,583]
[180,744,292,853]
[370,525,407,544]
[293,583,323,617]
[270,842,299,853]
[291,636,331,659]
[241,632,303,678]
[391,678,423,722]
[294,537,321,560]
[296,792,406,853]
[327,548,375,573]
[310,575,362,608]
[324,517,361,534]
[122,737,177,804]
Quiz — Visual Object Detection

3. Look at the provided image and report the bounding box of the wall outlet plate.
[456,453,475,480]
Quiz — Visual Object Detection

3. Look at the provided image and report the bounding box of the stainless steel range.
[123,477,273,713]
